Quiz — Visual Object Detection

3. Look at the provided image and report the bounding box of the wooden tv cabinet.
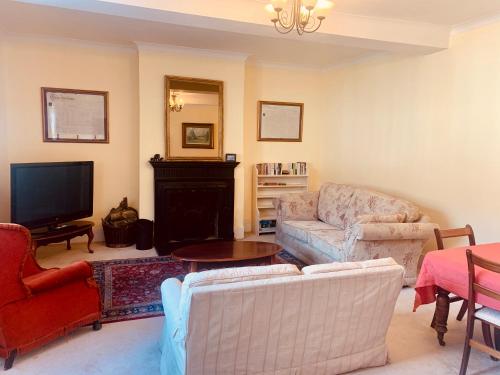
[31,220,95,256]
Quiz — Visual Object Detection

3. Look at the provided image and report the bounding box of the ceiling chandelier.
[266,0,334,35]
[169,93,184,112]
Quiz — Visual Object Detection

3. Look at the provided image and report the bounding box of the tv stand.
[31,220,95,256]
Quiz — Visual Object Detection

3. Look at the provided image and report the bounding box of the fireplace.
[150,161,239,254]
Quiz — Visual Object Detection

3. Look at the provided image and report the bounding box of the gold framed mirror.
[165,75,223,160]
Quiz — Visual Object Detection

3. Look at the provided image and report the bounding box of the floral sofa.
[274,182,437,285]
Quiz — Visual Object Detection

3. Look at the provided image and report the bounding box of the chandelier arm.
[274,5,296,33]
[302,18,323,33]
[274,23,296,34]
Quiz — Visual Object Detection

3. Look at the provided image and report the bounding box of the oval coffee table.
[172,241,283,273]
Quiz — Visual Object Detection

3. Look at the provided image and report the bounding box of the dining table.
[414,242,500,346]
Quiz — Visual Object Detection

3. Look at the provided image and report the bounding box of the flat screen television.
[11,161,94,230]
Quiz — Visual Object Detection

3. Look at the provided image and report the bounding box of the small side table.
[31,220,95,256]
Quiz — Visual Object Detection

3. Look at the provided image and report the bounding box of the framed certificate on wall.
[41,87,109,143]
[258,101,303,142]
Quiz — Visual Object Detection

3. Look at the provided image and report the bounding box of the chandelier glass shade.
[169,93,184,112]
[266,0,334,35]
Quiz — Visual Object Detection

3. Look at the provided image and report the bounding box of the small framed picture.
[225,153,237,162]
[182,123,214,149]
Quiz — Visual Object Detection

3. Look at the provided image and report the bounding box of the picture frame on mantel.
[258,101,303,142]
[41,87,109,143]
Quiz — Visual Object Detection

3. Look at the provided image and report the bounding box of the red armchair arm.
[22,261,93,295]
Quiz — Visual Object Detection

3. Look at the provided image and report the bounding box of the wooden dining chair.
[459,249,500,375]
[434,225,476,321]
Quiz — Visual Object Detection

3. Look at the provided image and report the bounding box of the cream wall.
[322,21,500,244]
[0,37,139,240]
[243,63,325,232]
[137,45,246,238]
[0,36,8,222]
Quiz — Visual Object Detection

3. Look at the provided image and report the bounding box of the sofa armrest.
[161,278,182,322]
[273,191,319,222]
[22,261,92,295]
[348,222,438,241]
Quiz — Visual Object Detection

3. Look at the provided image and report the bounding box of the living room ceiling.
[2,0,500,68]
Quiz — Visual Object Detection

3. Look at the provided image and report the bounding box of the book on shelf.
[262,182,287,186]
[259,219,276,229]
[256,162,307,176]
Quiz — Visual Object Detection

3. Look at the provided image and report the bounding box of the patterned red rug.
[91,250,305,323]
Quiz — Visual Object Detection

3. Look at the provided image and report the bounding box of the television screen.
[11,161,94,229]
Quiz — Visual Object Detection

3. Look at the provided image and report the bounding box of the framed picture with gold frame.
[258,101,303,142]
[182,123,214,149]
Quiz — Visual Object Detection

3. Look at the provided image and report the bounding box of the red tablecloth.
[414,242,500,311]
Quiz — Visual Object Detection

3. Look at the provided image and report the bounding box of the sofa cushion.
[302,257,399,275]
[182,264,301,290]
[307,229,346,260]
[344,188,421,226]
[279,191,319,221]
[355,213,406,224]
[281,220,337,242]
[178,264,302,340]
[317,183,355,229]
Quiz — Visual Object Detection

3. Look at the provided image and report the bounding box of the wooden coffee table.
[172,241,283,273]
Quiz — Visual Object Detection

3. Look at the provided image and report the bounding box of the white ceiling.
[2,0,500,68]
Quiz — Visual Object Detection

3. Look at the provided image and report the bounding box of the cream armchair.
[274,182,438,285]
[160,260,404,375]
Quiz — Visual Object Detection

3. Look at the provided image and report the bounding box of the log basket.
[102,219,137,248]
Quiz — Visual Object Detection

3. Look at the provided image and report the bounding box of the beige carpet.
[4,240,499,375]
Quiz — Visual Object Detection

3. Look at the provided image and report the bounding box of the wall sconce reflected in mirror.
[169,92,184,112]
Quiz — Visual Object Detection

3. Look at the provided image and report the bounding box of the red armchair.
[0,224,102,370]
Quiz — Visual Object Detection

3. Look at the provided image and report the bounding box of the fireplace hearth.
[150,161,239,255]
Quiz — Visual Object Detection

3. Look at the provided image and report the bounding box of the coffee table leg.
[435,287,450,346]
[189,261,198,273]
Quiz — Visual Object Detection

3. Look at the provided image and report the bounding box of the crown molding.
[451,13,500,36]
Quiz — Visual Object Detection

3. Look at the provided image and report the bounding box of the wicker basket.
[102,219,137,248]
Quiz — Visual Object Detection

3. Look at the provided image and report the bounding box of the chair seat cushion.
[307,229,346,260]
[281,220,336,242]
[476,307,500,326]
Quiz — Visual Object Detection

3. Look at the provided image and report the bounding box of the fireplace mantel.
[150,161,239,254]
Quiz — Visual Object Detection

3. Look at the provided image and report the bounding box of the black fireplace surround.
[150,161,239,254]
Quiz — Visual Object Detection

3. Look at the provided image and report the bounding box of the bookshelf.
[253,162,309,235]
